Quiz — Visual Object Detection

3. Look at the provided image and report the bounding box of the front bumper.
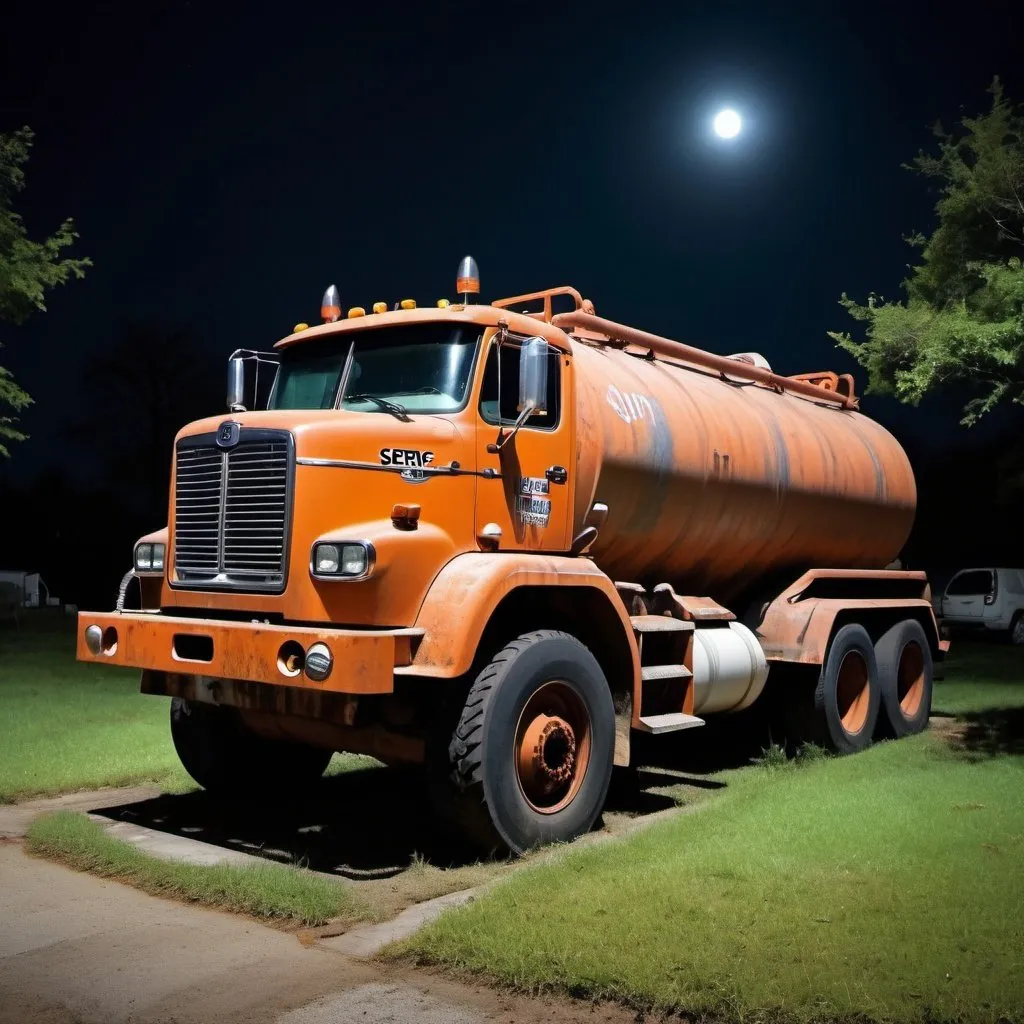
[76,611,422,694]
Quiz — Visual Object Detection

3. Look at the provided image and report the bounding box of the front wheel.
[170,698,333,796]
[434,630,615,855]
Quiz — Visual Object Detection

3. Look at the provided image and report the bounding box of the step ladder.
[629,613,705,734]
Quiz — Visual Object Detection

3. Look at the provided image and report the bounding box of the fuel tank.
[569,341,916,602]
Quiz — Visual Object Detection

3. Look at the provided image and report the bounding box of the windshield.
[270,323,481,413]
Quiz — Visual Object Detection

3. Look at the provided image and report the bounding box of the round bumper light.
[305,642,333,682]
[84,624,103,655]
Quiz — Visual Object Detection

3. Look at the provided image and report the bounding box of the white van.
[939,568,1024,644]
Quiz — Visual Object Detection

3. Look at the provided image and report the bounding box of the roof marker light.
[293,322,310,332]
[457,255,480,303]
[348,306,366,318]
[400,298,416,310]
[437,298,450,308]
[321,285,341,323]
[372,301,387,314]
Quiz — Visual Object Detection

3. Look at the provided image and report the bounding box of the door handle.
[545,465,568,485]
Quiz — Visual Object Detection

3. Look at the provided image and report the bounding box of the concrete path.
[0,843,634,1024]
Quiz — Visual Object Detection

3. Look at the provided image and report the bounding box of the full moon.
[713,108,742,139]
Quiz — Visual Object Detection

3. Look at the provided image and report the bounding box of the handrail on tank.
[492,286,590,324]
[551,310,859,410]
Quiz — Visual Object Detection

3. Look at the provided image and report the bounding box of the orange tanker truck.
[77,257,945,853]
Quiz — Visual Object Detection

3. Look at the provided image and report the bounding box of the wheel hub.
[518,714,577,797]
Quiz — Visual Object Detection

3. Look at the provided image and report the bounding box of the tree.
[829,80,1024,425]
[0,127,90,455]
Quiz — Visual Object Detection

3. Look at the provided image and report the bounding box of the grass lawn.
[25,810,368,926]
[0,617,367,802]
[397,642,1024,1024]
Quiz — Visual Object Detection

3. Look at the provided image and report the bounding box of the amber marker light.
[456,255,480,303]
[321,284,341,323]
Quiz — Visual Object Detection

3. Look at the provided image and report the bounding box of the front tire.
[170,698,332,796]
[436,631,615,855]
[814,624,881,754]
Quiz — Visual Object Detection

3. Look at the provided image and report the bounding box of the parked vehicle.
[76,259,946,854]
[939,568,1024,644]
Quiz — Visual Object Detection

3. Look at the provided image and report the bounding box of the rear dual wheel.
[815,620,933,752]
[815,624,881,753]
[875,619,933,738]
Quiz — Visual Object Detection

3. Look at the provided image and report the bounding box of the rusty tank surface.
[558,313,916,603]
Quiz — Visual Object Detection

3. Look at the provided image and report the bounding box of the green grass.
[25,810,368,925]
[397,643,1024,1024]
[932,641,1024,715]
[0,618,370,802]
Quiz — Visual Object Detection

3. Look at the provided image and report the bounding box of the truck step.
[641,664,693,681]
[636,713,706,734]
[630,615,695,633]
[651,584,735,621]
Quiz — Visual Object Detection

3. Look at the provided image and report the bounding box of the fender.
[399,552,641,765]
[757,569,946,663]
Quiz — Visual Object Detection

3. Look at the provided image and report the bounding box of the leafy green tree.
[0,127,90,456]
[830,80,1024,424]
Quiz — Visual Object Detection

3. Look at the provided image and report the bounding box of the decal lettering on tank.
[607,384,655,424]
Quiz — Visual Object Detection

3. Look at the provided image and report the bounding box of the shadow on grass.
[90,755,715,878]
[951,706,1024,758]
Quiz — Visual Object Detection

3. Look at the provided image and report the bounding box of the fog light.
[85,624,103,655]
[305,642,333,681]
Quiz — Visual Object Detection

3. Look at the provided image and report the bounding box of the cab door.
[474,334,573,552]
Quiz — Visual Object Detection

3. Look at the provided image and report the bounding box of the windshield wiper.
[345,393,410,420]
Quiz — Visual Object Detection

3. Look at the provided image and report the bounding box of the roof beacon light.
[457,255,480,303]
[321,285,341,323]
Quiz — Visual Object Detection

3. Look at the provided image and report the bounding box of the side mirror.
[518,337,548,415]
[227,357,246,412]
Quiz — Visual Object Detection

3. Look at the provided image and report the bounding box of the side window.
[479,339,560,429]
[945,570,994,596]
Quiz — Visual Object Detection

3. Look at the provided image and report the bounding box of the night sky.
[3,0,1022,485]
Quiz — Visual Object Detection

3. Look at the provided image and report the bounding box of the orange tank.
[559,315,917,602]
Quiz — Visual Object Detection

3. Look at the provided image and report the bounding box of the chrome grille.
[173,430,292,592]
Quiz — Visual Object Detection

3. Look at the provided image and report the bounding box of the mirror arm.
[487,401,535,454]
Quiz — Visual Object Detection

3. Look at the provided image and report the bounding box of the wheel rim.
[514,681,592,814]
[897,641,925,718]
[836,650,870,735]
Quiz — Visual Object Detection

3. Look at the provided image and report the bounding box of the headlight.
[311,541,374,580]
[135,542,166,575]
[314,544,340,575]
